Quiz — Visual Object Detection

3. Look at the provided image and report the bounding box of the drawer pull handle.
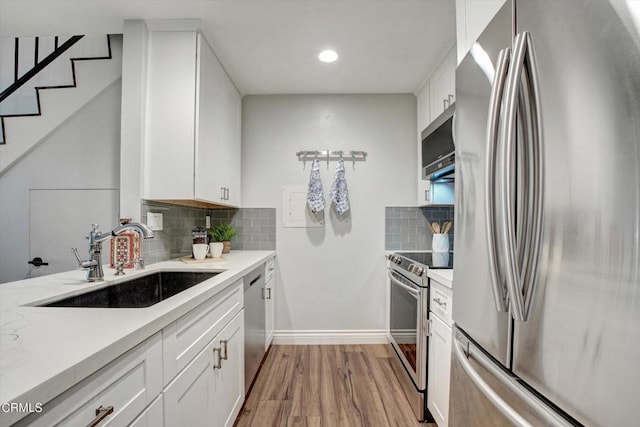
[87,405,114,427]
[220,339,228,360]
[434,298,447,307]
[213,347,222,369]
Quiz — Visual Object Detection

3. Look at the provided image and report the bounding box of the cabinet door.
[145,31,197,200]
[427,314,452,427]
[194,34,224,204]
[212,311,245,427]
[417,84,432,206]
[265,277,274,350]
[219,69,242,207]
[429,48,456,122]
[163,340,215,426]
[416,83,431,133]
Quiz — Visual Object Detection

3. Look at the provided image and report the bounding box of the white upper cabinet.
[416,46,455,206]
[428,47,456,122]
[416,82,431,135]
[145,30,241,207]
[417,84,431,206]
[455,0,507,64]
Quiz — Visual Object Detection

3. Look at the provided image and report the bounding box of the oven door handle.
[387,270,420,297]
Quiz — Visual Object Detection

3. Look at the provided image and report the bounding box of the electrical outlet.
[147,212,163,231]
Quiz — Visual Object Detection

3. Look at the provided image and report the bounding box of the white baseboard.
[272,329,389,345]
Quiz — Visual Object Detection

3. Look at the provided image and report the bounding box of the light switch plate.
[147,212,163,231]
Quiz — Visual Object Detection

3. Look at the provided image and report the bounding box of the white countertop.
[427,269,453,288]
[0,250,275,426]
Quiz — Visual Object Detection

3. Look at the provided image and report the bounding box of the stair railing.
[0,35,84,103]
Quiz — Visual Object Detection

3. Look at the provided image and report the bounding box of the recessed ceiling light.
[318,50,338,63]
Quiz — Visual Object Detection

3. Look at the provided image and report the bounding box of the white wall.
[242,94,416,333]
[0,81,121,283]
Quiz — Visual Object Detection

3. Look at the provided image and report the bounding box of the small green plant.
[208,223,238,242]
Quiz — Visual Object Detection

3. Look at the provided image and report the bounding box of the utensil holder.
[432,233,449,252]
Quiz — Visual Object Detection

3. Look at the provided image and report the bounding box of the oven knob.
[388,255,401,265]
[408,264,416,273]
[414,267,425,276]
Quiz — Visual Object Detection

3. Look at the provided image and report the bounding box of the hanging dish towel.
[307,159,326,213]
[330,159,351,215]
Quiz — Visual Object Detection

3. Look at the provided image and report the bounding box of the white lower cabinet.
[163,339,216,426]
[264,257,275,350]
[427,313,452,427]
[428,277,453,427]
[212,311,245,427]
[15,333,163,427]
[17,282,246,427]
[163,310,244,427]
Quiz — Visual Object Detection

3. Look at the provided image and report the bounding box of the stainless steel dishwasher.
[244,264,265,393]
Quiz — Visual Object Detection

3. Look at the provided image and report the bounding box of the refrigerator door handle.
[520,32,544,321]
[453,336,532,427]
[499,32,528,321]
[485,47,511,313]
[499,31,545,322]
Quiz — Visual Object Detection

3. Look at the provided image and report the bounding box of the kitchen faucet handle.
[91,224,100,232]
[71,247,82,264]
[71,247,97,270]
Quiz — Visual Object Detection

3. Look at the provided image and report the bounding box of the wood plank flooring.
[235,344,437,427]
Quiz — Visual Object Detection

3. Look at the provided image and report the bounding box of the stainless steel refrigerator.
[452,1,640,425]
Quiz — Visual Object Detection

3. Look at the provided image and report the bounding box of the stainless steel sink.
[40,271,219,308]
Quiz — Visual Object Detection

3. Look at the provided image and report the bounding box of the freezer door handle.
[485,47,511,313]
[453,332,573,427]
[453,337,531,427]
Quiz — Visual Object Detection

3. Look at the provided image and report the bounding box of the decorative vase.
[222,241,232,254]
[432,233,449,252]
[209,242,224,258]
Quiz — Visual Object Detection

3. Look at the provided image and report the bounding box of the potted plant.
[208,223,238,254]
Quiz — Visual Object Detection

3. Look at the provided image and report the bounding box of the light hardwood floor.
[235,344,437,427]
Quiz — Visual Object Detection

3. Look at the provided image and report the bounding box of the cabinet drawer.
[16,333,162,427]
[430,279,452,326]
[163,279,243,384]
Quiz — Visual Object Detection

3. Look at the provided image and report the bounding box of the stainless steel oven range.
[386,251,452,422]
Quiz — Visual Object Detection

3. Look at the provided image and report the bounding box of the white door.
[28,189,119,278]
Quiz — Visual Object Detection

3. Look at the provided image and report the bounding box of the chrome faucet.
[72,223,155,282]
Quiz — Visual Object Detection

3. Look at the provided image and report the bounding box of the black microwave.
[421,103,455,180]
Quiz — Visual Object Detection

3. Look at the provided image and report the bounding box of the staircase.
[0,34,122,174]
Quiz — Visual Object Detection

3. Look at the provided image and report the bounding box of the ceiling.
[0,0,456,95]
